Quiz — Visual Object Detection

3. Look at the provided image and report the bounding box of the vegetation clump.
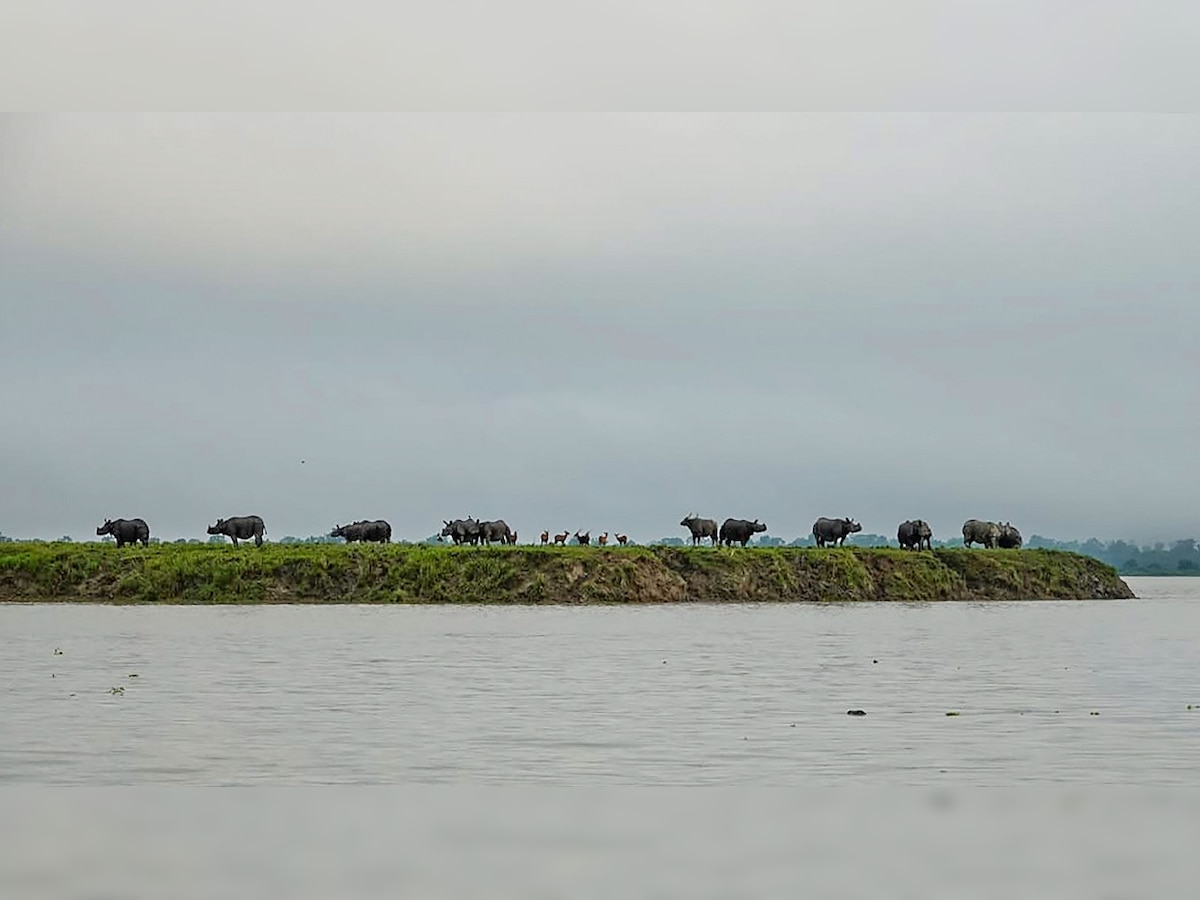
[0,542,1135,604]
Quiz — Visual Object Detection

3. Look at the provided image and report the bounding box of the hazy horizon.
[2,114,1198,545]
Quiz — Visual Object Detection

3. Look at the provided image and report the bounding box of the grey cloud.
[2,3,1197,109]
[1,114,1199,543]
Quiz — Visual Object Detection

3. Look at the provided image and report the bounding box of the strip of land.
[0,543,1135,603]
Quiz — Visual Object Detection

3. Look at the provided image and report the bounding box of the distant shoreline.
[0,543,1134,604]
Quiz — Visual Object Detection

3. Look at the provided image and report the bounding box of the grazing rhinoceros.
[332,519,391,543]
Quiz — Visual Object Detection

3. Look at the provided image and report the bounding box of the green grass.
[0,542,1135,604]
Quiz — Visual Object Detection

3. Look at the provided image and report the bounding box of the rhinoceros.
[996,522,1023,549]
[719,518,766,547]
[331,519,391,543]
[897,519,933,551]
[440,518,482,545]
[207,515,266,547]
[479,520,514,545]
[812,517,862,548]
[962,519,1000,549]
[96,518,150,548]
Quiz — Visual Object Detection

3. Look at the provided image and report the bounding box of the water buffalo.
[812,517,862,548]
[962,519,1000,549]
[680,514,719,546]
[441,518,482,546]
[997,522,1023,549]
[207,515,265,547]
[479,519,514,545]
[331,519,391,543]
[897,519,933,551]
[719,518,767,547]
[96,518,150,548]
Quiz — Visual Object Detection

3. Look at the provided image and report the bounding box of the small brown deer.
[616,534,628,546]
[508,531,518,545]
[540,530,550,545]
[575,530,590,546]
[598,532,609,546]
[553,531,569,545]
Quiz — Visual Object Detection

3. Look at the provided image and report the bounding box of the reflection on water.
[1,577,1197,786]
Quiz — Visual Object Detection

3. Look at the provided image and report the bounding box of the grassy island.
[0,542,1134,604]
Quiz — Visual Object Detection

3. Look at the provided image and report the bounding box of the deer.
[598,532,609,546]
[575,530,590,546]
[553,531,569,545]
[540,530,550,545]
[616,534,628,546]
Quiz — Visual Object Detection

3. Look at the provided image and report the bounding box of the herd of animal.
[96,515,267,548]
[91,513,1024,550]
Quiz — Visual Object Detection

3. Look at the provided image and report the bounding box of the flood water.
[1,576,1198,786]
[2,578,1198,898]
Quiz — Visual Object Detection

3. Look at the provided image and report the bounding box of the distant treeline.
[1,530,1196,575]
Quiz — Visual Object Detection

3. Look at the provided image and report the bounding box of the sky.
[1,112,1198,543]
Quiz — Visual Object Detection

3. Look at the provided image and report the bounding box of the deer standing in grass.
[616,534,628,546]
[575,531,590,546]
[598,532,609,546]
[553,531,569,545]
[540,530,550,545]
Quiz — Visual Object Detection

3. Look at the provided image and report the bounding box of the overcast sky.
[1,113,1198,543]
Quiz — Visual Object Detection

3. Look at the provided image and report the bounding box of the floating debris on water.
[53,648,63,656]
[1090,711,1100,716]
[945,711,960,717]
[128,674,139,678]
[846,709,866,716]
[109,686,124,695]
